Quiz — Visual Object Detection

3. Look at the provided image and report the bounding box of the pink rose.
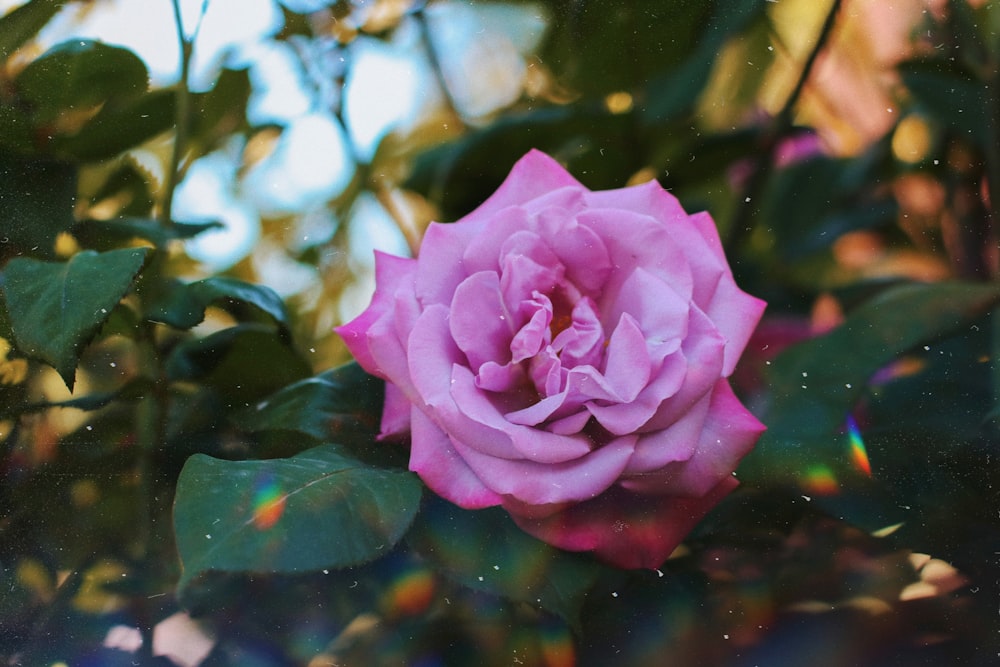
[337,150,765,569]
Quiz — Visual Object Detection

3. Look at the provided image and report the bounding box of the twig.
[161,0,211,227]
[724,0,843,254]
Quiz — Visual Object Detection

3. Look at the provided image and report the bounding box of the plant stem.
[162,0,210,228]
[724,0,843,254]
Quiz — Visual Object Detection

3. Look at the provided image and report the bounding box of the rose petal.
[409,408,502,509]
[551,297,605,368]
[452,431,637,505]
[702,283,767,376]
[475,359,524,393]
[508,477,738,569]
[602,267,688,348]
[586,348,688,436]
[451,365,593,463]
[499,238,565,323]
[408,305,518,459]
[578,208,694,306]
[449,271,510,369]
[601,313,651,403]
[414,221,480,306]
[335,251,416,374]
[535,210,613,295]
[379,382,412,439]
[623,380,764,497]
[622,390,713,474]
[511,296,553,363]
[642,307,726,432]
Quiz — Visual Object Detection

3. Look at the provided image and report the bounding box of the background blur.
[2,0,999,665]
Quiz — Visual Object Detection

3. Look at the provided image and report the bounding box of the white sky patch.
[242,111,355,215]
[422,1,547,119]
[343,33,429,163]
[245,40,315,125]
[339,192,411,321]
[173,145,261,270]
[33,0,282,91]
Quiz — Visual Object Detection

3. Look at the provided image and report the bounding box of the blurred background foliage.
[2,0,1000,664]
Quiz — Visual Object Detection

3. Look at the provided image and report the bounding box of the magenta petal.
[702,276,768,377]
[414,221,478,306]
[449,271,510,369]
[505,390,568,427]
[509,478,738,569]
[627,380,765,497]
[535,210,613,295]
[602,314,651,402]
[335,251,416,374]
[452,432,637,505]
[584,176,689,224]
[552,297,605,368]
[409,408,502,509]
[475,360,524,392]
[451,365,592,463]
[643,307,726,432]
[579,208,694,306]
[623,390,713,474]
[511,299,553,363]
[378,383,412,439]
[547,410,592,435]
[604,268,688,347]
[408,305,518,459]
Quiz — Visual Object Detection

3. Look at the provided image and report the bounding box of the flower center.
[550,312,573,338]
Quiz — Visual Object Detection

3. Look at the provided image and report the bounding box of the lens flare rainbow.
[846,415,871,477]
[252,473,286,530]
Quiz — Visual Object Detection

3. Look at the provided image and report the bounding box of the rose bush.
[337,150,765,569]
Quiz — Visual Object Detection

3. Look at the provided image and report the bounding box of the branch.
[724,0,843,254]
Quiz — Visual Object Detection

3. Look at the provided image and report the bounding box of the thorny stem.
[724,0,843,254]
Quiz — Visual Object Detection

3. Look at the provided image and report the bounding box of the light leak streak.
[846,414,872,477]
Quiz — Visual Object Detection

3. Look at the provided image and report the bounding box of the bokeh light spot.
[802,465,839,496]
[382,568,436,617]
[540,622,576,667]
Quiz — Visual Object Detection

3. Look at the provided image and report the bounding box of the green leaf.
[71,218,221,250]
[899,58,989,148]
[404,105,640,221]
[56,89,176,161]
[147,277,290,331]
[0,152,76,259]
[541,0,709,97]
[642,0,768,120]
[165,324,310,401]
[761,155,897,261]
[1,247,149,388]
[2,377,154,418]
[742,281,1000,486]
[16,40,149,120]
[0,0,64,60]
[408,494,601,628]
[189,67,250,155]
[173,444,422,591]
[239,362,384,451]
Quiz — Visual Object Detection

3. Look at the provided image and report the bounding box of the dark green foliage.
[174,444,422,591]
[0,152,76,259]
[1,247,149,388]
